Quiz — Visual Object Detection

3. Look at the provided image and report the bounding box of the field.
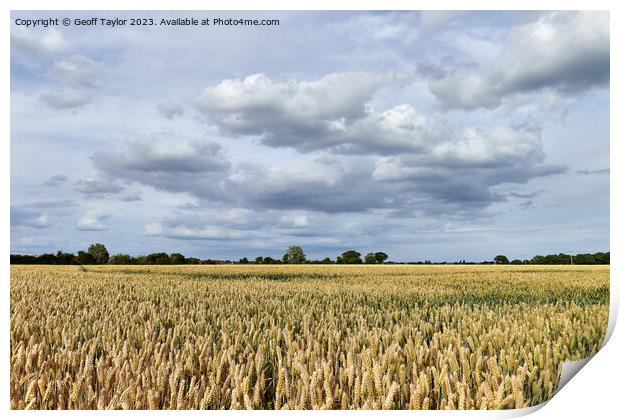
[10,264,609,410]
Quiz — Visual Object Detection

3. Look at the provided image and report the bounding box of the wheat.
[10,264,608,409]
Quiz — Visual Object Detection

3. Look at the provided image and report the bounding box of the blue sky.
[10,11,609,261]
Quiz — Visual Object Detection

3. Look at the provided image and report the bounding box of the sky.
[10,10,610,262]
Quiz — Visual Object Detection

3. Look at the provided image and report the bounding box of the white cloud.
[11,26,67,59]
[77,210,111,231]
[50,54,102,88]
[429,11,609,110]
[195,71,409,147]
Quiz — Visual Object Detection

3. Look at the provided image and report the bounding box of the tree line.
[9,244,610,265]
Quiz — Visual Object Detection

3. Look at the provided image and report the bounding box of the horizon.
[9,245,611,264]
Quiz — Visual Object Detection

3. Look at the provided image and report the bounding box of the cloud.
[11,26,66,58]
[77,210,111,231]
[93,133,229,174]
[575,168,609,175]
[429,11,609,110]
[144,221,243,240]
[75,176,125,194]
[11,206,52,229]
[371,123,564,210]
[91,133,231,199]
[143,207,268,240]
[195,71,410,153]
[49,54,102,88]
[90,114,563,216]
[39,90,92,110]
[157,102,184,119]
[11,200,78,230]
[225,157,391,213]
[119,193,143,202]
[44,174,68,187]
[418,11,460,33]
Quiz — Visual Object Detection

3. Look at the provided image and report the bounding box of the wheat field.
[10,264,609,410]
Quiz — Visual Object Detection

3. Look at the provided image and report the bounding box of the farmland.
[10,264,609,409]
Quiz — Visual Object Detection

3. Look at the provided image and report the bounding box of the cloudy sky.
[10,11,609,261]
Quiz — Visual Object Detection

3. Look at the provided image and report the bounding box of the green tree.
[88,243,109,264]
[374,252,389,264]
[77,250,96,265]
[170,253,186,264]
[109,254,133,264]
[55,251,77,265]
[255,256,263,264]
[338,250,362,264]
[284,246,306,264]
[364,252,377,264]
[148,252,170,264]
[494,255,509,264]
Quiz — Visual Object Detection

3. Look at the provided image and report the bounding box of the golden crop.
[10,264,609,410]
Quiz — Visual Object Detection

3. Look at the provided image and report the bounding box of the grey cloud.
[44,174,68,187]
[429,12,609,110]
[75,176,125,194]
[11,206,52,229]
[415,61,449,79]
[93,133,229,174]
[119,193,143,202]
[90,118,563,217]
[26,199,78,210]
[226,158,392,213]
[92,133,231,200]
[11,200,78,230]
[157,102,184,119]
[39,90,92,110]
[507,190,545,199]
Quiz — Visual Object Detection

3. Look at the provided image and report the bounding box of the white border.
[3,1,616,419]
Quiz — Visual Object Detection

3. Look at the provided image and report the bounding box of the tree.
[338,250,362,264]
[494,255,509,264]
[364,253,377,264]
[170,253,186,264]
[255,256,263,264]
[77,250,96,265]
[88,243,109,264]
[239,257,249,264]
[55,251,76,265]
[284,246,306,264]
[374,252,388,264]
[110,254,133,264]
[148,252,170,265]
